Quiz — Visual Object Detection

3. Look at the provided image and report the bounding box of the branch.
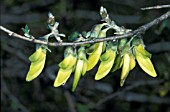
[141,5,170,10]
[0,10,170,47]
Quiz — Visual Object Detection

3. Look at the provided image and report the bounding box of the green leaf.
[68,32,79,41]
[81,31,87,37]
[22,25,29,34]
[21,25,33,39]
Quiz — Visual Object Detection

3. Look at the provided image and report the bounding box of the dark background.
[1,0,170,112]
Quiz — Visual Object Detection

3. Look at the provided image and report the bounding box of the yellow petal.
[120,53,130,86]
[72,60,84,91]
[135,45,152,58]
[136,55,157,77]
[102,42,106,53]
[82,60,88,76]
[95,50,116,80]
[59,54,77,69]
[26,54,46,81]
[29,48,44,62]
[119,57,123,68]
[67,57,77,69]
[54,68,73,87]
[87,42,103,71]
[129,53,136,70]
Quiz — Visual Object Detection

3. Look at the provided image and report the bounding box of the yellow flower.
[54,68,73,87]
[72,47,88,91]
[59,54,77,69]
[54,54,77,87]
[87,28,109,71]
[87,42,103,71]
[26,47,46,81]
[111,39,127,73]
[120,52,136,86]
[95,49,116,80]
[54,47,77,87]
[72,59,84,91]
[82,60,88,76]
[134,44,157,77]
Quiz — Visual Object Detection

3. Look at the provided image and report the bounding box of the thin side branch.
[141,5,170,10]
[0,10,170,47]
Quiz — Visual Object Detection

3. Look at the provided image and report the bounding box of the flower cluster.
[25,6,157,91]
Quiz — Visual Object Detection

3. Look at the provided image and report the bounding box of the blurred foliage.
[1,0,170,112]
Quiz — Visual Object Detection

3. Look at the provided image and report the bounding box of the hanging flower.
[26,47,46,81]
[54,47,77,87]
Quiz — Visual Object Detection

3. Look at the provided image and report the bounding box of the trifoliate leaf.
[22,25,29,34]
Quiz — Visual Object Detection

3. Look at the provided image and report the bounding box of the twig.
[141,5,170,10]
[0,10,170,47]
[95,79,163,107]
